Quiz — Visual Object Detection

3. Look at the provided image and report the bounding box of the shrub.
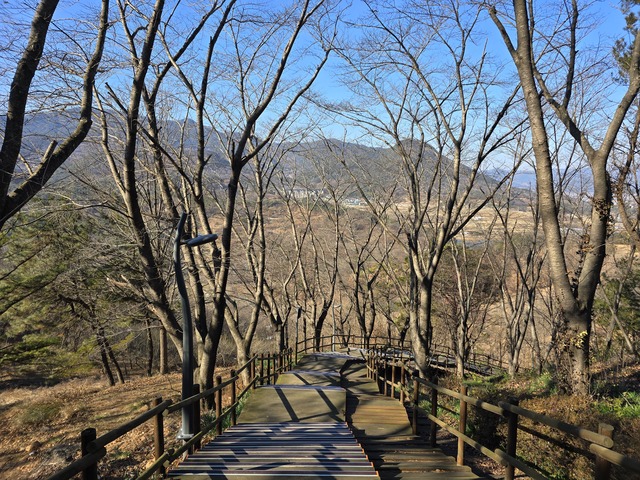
[596,391,640,419]
[18,400,62,426]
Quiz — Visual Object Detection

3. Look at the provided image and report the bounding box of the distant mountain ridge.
[4,111,533,205]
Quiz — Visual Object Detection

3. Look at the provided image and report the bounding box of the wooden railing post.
[370,353,374,380]
[81,428,98,480]
[275,352,279,383]
[457,384,468,466]
[400,365,406,404]
[152,397,166,476]
[370,350,374,381]
[505,397,519,480]
[374,351,380,390]
[391,361,397,400]
[260,353,265,386]
[412,374,420,435]
[430,377,438,447]
[267,353,272,385]
[230,369,238,426]
[384,357,389,396]
[250,357,256,390]
[595,423,615,480]
[215,375,223,436]
[193,384,201,451]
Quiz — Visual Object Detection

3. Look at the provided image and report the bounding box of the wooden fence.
[44,336,640,480]
[366,346,640,480]
[296,333,506,375]
[46,349,293,480]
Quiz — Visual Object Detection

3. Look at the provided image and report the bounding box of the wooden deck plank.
[169,353,481,479]
[341,358,480,480]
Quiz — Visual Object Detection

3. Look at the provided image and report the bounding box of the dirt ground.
[0,371,233,480]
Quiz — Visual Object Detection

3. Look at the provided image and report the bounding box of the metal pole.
[295,307,301,358]
[174,212,194,442]
[173,213,218,442]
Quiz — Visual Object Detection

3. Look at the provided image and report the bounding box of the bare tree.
[486,152,546,374]
[276,149,342,350]
[96,0,335,395]
[322,140,397,348]
[448,230,497,377]
[596,248,639,360]
[196,0,334,386]
[97,0,183,358]
[334,0,520,376]
[0,0,108,229]
[490,0,640,393]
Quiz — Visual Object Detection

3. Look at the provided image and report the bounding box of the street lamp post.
[174,212,218,442]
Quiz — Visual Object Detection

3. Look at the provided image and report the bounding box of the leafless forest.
[1,0,640,404]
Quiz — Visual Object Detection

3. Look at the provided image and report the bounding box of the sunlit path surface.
[168,351,480,479]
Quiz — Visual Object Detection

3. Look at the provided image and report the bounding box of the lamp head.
[183,233,218,247]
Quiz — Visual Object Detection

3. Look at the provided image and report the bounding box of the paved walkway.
[168,351,480,479]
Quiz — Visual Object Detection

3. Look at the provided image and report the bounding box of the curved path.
[168,352,482,479]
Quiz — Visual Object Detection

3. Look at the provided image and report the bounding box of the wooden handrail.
[497,400,614,449]
[46,448,106,480]
[46,350,287,480]
[590,444,640,474]
[166,375,236,413]
[366,347,640,480]
[50,339,640,480]
[166,355,257,413]
[88,399,172,452]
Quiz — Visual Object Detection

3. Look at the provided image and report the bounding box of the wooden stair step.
[366,452,450,460]
[181,458,373,466]
[374,461,472,472]
[170,471,380,479]
[378,472,482,480]
[178,462,376,470]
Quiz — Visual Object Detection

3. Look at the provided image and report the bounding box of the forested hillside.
[0,0,639,429]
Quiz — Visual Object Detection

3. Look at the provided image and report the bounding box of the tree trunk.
[145,317,154,376]
[529,314,543,374]
[198,328,222,409]
[98,343,116,387]
[159,324,168,374]
[236,343,252,386]
[276,323,285,353]
[456,315,466,378]
[565,309,591,394]
[412,276,433,377]
[103,332,125,384]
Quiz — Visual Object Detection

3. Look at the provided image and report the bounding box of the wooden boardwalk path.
[342,359,479,479]
[168,352,481,479]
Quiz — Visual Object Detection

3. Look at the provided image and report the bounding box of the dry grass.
[0,370,235,480]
